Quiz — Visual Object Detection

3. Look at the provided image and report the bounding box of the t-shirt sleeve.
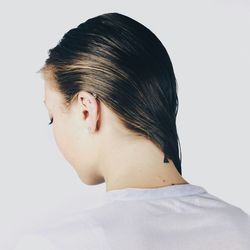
[13,209,110,250]
[13,233,58,250]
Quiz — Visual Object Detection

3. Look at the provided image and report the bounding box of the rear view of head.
[39,12,182,185]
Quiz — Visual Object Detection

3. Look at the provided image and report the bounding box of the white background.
[0,1,249,249]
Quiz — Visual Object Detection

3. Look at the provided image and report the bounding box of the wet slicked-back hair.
[39,12,183,175]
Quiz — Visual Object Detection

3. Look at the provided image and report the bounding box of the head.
[39,12,182,185]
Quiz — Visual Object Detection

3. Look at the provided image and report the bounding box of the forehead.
[40,67,70,112]
[44,87,68,116]
[42,68,58,90]
[44,81,54,103]
[41,68,58,93]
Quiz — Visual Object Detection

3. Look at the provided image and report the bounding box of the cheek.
[52,116,83,168]
[52,118,74,161]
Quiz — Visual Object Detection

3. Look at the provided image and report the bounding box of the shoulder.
[200,192,250,231]
[14,208,110,250]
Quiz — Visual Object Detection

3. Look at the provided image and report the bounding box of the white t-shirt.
[14,183,250,250]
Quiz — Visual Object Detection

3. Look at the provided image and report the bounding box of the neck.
[99,138,189,192]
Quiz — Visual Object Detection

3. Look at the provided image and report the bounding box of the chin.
[79,173,105,186]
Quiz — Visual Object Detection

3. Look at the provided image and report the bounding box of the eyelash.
[48,117,53,125]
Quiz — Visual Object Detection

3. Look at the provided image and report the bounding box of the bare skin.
[42,71,189,192]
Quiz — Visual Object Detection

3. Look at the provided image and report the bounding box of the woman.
[14,12,250,250]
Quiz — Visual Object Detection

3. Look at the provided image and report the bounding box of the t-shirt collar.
[104,183,207,201]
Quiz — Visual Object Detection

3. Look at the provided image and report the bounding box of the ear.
[77,91,100,133]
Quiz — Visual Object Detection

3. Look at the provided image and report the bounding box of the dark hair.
[38,12,183,175]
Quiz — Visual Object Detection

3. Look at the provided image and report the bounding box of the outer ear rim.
[77,91,100,133]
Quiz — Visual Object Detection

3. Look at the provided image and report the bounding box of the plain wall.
[0,0,249,249]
